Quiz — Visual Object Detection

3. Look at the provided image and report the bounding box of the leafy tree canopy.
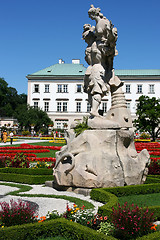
[134,95,160,141]
[0,77,27,117]
[0,77,53,133]
[14,105,53,132]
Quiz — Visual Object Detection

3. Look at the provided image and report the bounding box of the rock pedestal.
[53,128,150,189]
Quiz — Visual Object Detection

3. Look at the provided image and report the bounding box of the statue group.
[53,5,150,193]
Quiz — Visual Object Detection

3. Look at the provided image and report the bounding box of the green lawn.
[118,192,160,207]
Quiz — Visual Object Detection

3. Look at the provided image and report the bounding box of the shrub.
[0,156,7,168]
[0,167,52,175]
[149,159,160,175]
[0,218,115,240]
[0,172,53,184]
[6,153,29,168]
[97,221,115,236]
[62,203,108,231]
[46,210,61,220]
[62,203,94,227]
[22,130,30,136]
[140,132,150,139]
[0,199,38,227]
[111,202,155,239]
[74,117,91,136]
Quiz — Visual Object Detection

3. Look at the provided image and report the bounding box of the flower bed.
[0,143,62,151]
[0,143,60,169]
[134,142,160,175]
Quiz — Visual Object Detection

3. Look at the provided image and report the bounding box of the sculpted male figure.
[83,4,119,117]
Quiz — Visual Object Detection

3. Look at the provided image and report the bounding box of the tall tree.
[134,95,160,141]
[0,77,27,117]
[14,105,53,132]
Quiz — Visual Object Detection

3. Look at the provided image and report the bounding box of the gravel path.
[0,182,103,218]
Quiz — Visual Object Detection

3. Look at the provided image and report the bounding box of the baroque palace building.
[27,59,160,129]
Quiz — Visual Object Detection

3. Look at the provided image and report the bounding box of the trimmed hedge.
[92,183,160,197]
[0,218,116,240]
[0,168,52,175]
[90,182,160,218]
[0,172,53,184]
[136,231,160,239]
[90,189,118,217]
[0,217,159,240]
[146,175,160,184]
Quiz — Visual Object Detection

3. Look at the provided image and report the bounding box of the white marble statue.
[53,5,150,192]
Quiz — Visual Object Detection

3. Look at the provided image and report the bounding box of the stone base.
[45,181,91,196]
[53,128,150,189]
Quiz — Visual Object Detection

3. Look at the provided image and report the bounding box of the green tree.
[14,105,53,133]
[134,95,160,141]
[0,77,27,117]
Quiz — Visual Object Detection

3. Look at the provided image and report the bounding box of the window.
[63,84,68,93]
[34,84,39,93]
[57,102,62,112]
[57,84,68,93]
[87,102,91,112]
[149,84,155,93]
[102,102,107,113]
[44,102,49,112]
[45,84,49,93]
[137,85,142,93]
[34,102,38,109]
[57,84,62,93]
[76,84,82,93]
[63,102,67,112]
[126,102,130,109]
[56,122,62,129]
[63,122,68,129]
[57,102,67,112]
[125,84,131,93]
[76,102,81,112]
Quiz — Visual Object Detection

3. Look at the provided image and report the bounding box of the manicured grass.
[35,150,57,158]
[118,192,160,207]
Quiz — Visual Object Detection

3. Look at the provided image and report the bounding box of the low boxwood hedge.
[92,183,160,197]
[136,231,160,239]
[90,189,118,217]
[0,218,116,240]
[0,172,53,184]
[146,176,160,184]
[90,182,160,218]
[0,217,159,240]
[0,168,52,175]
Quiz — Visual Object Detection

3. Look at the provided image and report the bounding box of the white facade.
[27,60,160,129]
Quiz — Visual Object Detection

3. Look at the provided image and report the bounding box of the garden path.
[0,139,50,146]
[0,182,103,218]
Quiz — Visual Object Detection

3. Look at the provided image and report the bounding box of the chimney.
[72,59,80,64]
[59,59,65,64]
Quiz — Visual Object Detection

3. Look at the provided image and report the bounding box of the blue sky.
[0,0,160,94]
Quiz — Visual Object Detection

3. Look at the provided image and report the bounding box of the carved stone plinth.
[53,129,150,189]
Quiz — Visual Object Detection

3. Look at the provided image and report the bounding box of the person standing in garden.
[1,131,3,142]
[3,130,7,143]
[10,131,14,144]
